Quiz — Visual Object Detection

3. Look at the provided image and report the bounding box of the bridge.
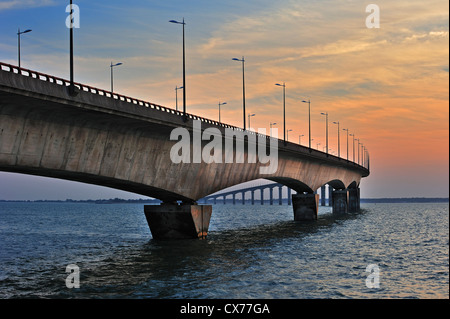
[0,62,369,239]
[201,182,336,207]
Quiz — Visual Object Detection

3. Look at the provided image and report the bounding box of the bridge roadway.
[0,62,369,239]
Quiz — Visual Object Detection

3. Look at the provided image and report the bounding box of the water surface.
[0,202,448,299]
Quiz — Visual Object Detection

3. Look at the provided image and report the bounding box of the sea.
[0,201,448,302]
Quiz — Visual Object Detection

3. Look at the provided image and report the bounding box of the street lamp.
[342,128,349,161]
[362,145,366,168]
[350,134,355,163]
[248,113,255,130]
[232,57,246,130]
[275,82,286,144]
[302,100,311,151]
[169,18,187,121]
[299,134,304,145]
[355,138,360,164]
[360,142,364,166]
[68,0,77,96]
[17,28,32,68]
[218,101,227,122]
[270,122,277,137]
[321,112,328,155]
[287,129,293,142]
[175,85,183,111]
[333,121,340,158]
[110,62,123,92]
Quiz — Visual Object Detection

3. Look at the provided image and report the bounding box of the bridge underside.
[0,87,366,202]
[0,65,369,239]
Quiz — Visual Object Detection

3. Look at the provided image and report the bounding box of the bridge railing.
[0,62,369,171]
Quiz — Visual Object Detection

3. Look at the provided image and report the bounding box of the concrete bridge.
[0,62,369,239]
[202,183,337,207]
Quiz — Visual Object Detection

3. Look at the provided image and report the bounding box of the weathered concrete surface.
[348,188,359,213]
[332,190,349,214]
[144,204,212,239]
[0,68,369,202]
[292,194,319,220]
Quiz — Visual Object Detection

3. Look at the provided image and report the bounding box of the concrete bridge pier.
[328,185,334,207]
[278,186,283,205]
[348,188,360,213]
[144,203,212,240]
[291,193,319,221]
[332,190,348,214]
[320,185,326,206]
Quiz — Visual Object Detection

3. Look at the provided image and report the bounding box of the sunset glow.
[0,0,448,199]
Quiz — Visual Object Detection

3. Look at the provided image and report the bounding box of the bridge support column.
[320,185,326,206]
[291,193,319,221]
[332,190,348,214]
[328,185,333,206]
[144,204,212,240]
[348,188,359,213]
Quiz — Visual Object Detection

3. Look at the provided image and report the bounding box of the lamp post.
[302,100,311,151]
[68,0,77,96]
[287,129,293,142]
[299,134,304,145]
[275,82,286,144]
[362,145,366,168]
[248,113,255,130]
[175,85,183,111]
[342,128,349,161]
[355,138,360,164]
[232,57,246,130]
[333,121,340,158]
[110,62,123,92]
[270,122,277,137]
[360,143,364,166]
[169,18,187,121]
[218,101,227,122]
[350,134,355,163]
[321,112,328,155]
[17,28,32,68]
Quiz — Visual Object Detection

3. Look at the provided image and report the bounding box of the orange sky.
[0,0,448,199]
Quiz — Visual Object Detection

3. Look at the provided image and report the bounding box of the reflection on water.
[0,202,448,299]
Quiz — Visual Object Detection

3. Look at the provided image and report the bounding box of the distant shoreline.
[0,197,448,204]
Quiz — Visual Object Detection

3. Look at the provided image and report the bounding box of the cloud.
[405,30,449,41]
[0,0,56,11]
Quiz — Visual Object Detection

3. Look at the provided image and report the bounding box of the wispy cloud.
[0,0,56,11]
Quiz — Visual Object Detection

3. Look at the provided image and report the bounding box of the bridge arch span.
[324,179,346,191]
[265,177,313,194]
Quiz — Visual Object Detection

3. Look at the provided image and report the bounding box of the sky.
[0,0,448,200]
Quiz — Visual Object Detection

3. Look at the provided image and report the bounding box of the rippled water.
[0,202,448,299]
